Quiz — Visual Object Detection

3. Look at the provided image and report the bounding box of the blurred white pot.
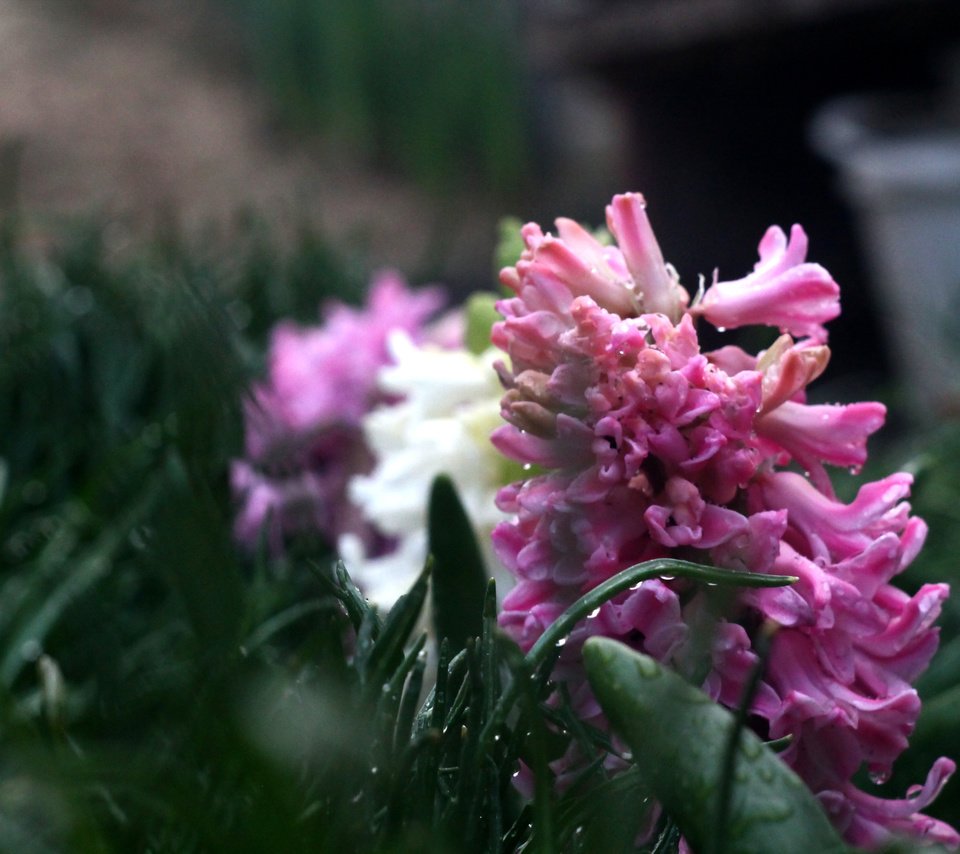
[811,92,960,418]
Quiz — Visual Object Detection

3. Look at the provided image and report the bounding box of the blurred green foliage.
[229,0,530,194]
[0,216,958,852]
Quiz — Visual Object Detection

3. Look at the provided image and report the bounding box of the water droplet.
[63,285,95,316]
[660,574,675,582]
[522,463,532,471]
[587,607,601,619]
[556,637,567,648]
[716,326,727,333]
[20,639,42,662]
[869,769,891,785]
[848,465,862,476]
[636,657,660,679]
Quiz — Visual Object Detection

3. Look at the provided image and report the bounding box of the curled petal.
[523,233,639,317]
[753,471,913,562]
[606,193,688,321]
[491,415,595,469]
[599,579,689,661]
[757,335,831,414]
[695,224,840,340]
[757,400,886,472]
[836,758,960,850]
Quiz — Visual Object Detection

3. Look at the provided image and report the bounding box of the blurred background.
[2,0,960,406]
[3,0,960,847]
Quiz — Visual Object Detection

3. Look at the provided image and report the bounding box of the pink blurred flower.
[232,271,444,551]
[492,193,956,847]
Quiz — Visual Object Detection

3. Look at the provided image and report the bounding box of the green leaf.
[152,455,245,659]
[495,216,525,286]
[464,292,501,355]
[364,561,430,693]
[428,475,488,655]
[583,638,848,854]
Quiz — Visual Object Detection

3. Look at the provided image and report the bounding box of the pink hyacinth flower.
[233,271,444,551]
[490,192,956,848]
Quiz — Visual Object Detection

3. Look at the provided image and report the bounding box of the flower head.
[232,271,443,551]
[492,193,956,847]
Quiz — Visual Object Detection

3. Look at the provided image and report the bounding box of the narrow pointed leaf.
[365,561,430,691]
[428,474,487,654]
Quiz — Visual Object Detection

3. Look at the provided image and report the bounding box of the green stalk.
[478,558,795,751]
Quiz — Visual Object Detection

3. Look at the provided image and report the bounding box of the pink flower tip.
[695,224,840,340]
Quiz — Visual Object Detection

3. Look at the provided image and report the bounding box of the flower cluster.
[231,272,443,554]
[491,193,957,847]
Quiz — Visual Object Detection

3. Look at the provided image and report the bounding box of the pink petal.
[757,400,886,472]
[605,193,687,320]
[695,224,840,340]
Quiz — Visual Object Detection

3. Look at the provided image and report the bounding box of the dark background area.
[2,0,959,393]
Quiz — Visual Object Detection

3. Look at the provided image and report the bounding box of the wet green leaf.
[428,475,487,654]
[583,638,847,854]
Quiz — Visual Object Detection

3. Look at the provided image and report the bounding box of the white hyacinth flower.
[340,330,512,610]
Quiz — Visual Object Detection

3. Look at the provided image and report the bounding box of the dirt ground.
[0,0,495,278]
